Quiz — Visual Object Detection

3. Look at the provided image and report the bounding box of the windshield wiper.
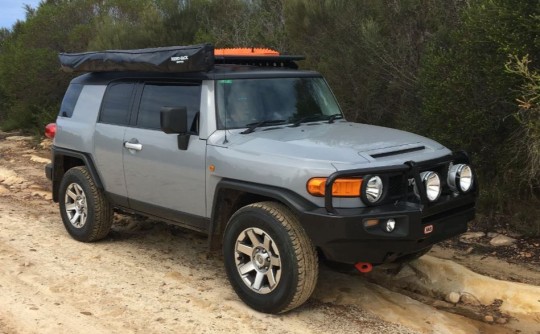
[290,114,327,127]
[241,119,287,134]
[327,113,343,124]
[290,114,343,127]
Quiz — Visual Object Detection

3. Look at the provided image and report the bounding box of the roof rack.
[215,47,304,69]
[59,44,304,73]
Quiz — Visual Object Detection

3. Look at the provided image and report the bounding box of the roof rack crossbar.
[214,55,304,69]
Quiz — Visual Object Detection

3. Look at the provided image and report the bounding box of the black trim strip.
[370,146,425,158]
[129,199,210,233]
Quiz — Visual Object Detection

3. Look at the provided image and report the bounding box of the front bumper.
[299,194,474,264]
[298,152,477,264]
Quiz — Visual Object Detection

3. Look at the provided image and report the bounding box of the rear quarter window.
[99,83,135,126]
[59,83,83,118]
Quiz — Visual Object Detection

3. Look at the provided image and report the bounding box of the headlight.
[361,175,384,205]
[448,164,473,193]
[416,171,441,202]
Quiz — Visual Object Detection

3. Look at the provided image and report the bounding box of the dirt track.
[0,134,539,334]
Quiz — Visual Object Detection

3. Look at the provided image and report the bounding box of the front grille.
[386,174,406,203]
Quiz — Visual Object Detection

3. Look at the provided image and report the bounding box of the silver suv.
[45,44,476,313]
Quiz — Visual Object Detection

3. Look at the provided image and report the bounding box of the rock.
[484,315,494,323]
[445,292,460,304]
[432,300,448,308]
[460,231,485,240]
[489,235,517,247]
[496,318,507,324]
[460,293,481,306]
[6,136,32,141]
[523,252,533,258]
[507,231,523,238]
[487,232,499,238]
[393,265,417,280]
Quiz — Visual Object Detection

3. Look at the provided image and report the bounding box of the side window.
[137,83,201,132]
[59,83,83,118]
[99,83,135,125]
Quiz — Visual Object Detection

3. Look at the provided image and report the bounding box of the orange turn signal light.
[307,178,362,197]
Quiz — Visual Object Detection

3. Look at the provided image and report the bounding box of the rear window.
[99,83,135,126]
[59,83,83,118]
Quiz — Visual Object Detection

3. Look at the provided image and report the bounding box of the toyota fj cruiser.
[45,44,476,314]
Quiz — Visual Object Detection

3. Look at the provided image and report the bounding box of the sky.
[0,0,42,30]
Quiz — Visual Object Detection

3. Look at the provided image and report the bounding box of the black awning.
[59,44,215,73]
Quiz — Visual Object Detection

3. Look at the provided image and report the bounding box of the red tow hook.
[355,262,373,273]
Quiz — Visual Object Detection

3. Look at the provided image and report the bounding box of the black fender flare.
[51,146,103,201]
[207,179,317,249]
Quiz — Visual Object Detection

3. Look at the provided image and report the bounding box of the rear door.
[122,81,207,225]
[93,82,136,207]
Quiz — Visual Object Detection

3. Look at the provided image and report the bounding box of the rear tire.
[58,166,113,242]
[223,201,318,314]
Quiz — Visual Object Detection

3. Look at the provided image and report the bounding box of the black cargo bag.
[59,44,214,73]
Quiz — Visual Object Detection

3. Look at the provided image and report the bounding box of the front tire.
[58,166,113,242]
[223,202,318,314]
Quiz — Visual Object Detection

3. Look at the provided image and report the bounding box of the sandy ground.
[0,133,539,334]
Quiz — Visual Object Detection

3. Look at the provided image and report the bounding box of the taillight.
[45,123,56,139]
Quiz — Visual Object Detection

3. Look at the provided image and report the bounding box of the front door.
[123,82,207,224]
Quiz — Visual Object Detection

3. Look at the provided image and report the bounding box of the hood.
[211,121,448,167]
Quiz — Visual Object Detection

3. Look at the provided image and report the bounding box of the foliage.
[415,0,540,231]
[505,55,540,189]
[504,55,540,236]
[284,0,462,126]
[0,0,97,131]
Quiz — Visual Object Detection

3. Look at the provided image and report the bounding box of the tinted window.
[137,83,201,131]
[59,83,83,118]
[99,83,135,125]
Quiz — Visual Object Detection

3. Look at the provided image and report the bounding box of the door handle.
[124,141,142,151]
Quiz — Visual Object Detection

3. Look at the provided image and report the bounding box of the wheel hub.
[234,227,282,294]
[76,197,85,209]
[253,248,270,270]
[64,183,88,228]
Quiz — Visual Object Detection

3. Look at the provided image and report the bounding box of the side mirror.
[161,107,188,134]
[160,107,190,150]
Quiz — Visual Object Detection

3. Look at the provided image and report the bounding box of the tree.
[416,0,540,231]
[284,0,462,126]
[0,0,97,132]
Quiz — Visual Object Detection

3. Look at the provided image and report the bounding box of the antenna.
[223,97,229,144]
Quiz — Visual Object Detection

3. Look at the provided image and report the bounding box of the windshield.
[216,77,342,129]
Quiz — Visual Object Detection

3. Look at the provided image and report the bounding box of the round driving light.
[459,165,473,192]
[362,175,384,204]
[420,171,441,202]
[447,164,474,193]
[385,218,396,233]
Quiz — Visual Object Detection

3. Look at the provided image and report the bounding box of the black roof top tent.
[59,44,304,73]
